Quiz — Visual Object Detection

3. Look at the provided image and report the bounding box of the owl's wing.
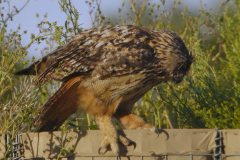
[31,76,82,131]
[15,25,156,85]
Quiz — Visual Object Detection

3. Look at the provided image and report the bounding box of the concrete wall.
[222,129,240,160]
[0,134,5,158]
[3,129,240,159]
[19,129,217,160]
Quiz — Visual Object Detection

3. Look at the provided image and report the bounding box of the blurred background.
[4,0,234,60]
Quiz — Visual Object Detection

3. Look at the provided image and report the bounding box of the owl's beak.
[174,79,182,84]
[172,75,184,84]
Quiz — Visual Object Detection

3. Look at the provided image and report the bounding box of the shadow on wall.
[4,129,221,159]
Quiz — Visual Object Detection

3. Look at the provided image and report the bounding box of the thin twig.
[211,52,221,61]
[3,0,30,23]
[96,0,103,26]
[216,0,225,15]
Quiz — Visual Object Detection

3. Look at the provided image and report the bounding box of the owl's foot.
[98,131,119,155]
[98,146,108,155]
[142,125,159,137]
[98,147,121,159]
[119,134,136,149]
[117,113,159,137]
[138,124,159,137]
[96,115,120,156]
[98,134,135,156]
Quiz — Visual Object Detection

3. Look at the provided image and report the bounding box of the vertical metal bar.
[14,134,16,159]
[6,133,23,160]
[219,130,222,160]
[213,129,223,160]
[141,156,143,160]
[214,128,218,160]
[11,134,13,159]
[19,134,22,159]
[7,134,10,160]
[13,134,15,159]
[190,155,193,160]
[16,134,19,159]
[15,134,18,159]
[92,156,93,160]
[165,154,167,160]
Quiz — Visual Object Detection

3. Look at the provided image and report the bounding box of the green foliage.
[0,0,82,158]
[133,0,240,129]
[58,0,82,34]
[1,2,240,157]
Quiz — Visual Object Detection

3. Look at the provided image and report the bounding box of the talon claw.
[157,129,159,138]
[129,141,136,149]
[98,147,108,155]
[117,152,121,160]
[133,142,136,149]
[153,127,159,138]
[125,139,136,149]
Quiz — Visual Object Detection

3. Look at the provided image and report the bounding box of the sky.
[2,0,230,60]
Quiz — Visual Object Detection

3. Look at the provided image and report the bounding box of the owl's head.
[154,30,195,84]
[171,51,194,84]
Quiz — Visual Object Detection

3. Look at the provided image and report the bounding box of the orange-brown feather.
[33,76,82,131]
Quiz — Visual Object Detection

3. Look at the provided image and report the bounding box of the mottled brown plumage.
[15,25,194,155]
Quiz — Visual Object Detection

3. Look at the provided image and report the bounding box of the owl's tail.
[30,76,82,132]
[14,68,32,75]
[15,56,50,76]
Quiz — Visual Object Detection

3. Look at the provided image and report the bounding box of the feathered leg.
[114,104,158,132]
[118,113,158,133]
[113,104,159,145]
[96,115,119,155]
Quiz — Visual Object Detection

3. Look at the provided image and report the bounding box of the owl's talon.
[128,140,136,149]
[98,147,108,155]
[117,152,121,160]
[152,126,159,138]
[133,142,136,149]
[156,129,159,138]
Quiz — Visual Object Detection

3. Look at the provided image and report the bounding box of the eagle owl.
[15,25,194,155]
